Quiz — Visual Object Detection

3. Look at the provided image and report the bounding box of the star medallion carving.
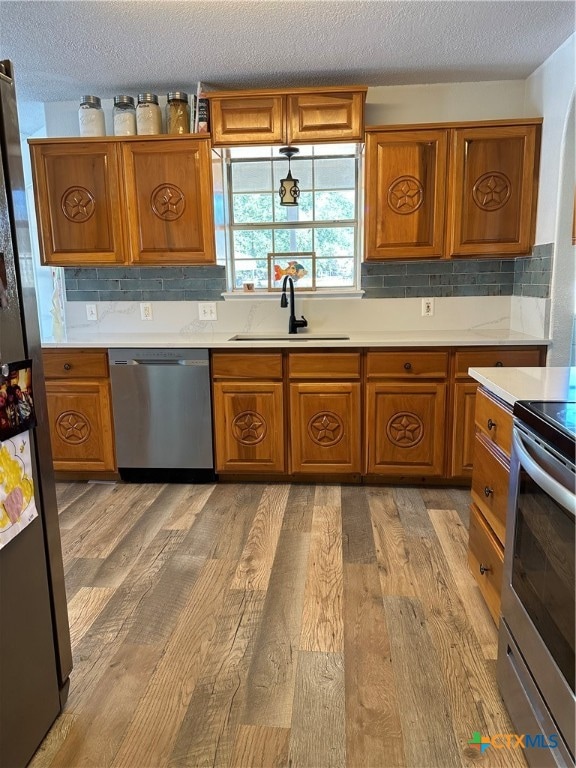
[387,176,424,214]
[472,172,511,211]
[386,412,424,448]
[232,410,267,445]
[151,184,186,220]
[308,411,343,447]
[56,411,91,444]
[61,186,95,222]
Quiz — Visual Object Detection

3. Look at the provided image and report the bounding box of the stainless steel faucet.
[280,275,308,334]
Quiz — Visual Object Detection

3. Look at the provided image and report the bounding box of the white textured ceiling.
[1,1,574,105]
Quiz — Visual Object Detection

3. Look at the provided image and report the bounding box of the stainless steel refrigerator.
[0,60,72,768]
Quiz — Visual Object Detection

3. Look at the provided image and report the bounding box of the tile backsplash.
[64,245,553,301]
[64,265,227,302]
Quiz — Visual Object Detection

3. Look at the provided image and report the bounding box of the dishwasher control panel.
[109,348,209,365]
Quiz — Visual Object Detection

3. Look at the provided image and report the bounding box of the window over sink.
[221,144,363,293]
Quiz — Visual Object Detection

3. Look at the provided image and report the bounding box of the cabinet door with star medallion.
[212,381,285,473]
[364,128,448,260]
[365,381,447,477]
[289,382,361,474]
[43,348,116,473]
[121,136,216,264]
[447,123,540,256]
[45,380,116,472]
[29,141,126,265]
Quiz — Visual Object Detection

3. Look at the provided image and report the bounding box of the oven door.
[501,423,575,761]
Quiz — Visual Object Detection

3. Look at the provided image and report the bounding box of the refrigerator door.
[0,60,71,767]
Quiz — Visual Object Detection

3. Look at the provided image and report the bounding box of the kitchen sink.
[229,334,350,341]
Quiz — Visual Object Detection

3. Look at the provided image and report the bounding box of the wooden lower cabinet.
[366,381,447,476]
[212,381,285,473]
[450,345,545,480]
[289,382,361,473]
[45,379,115,472]
[451,381,478,477]
[467,386,513,623]
[211,346,544,480]
[468,502,505,624]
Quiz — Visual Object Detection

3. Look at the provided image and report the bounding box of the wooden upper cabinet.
[29,135,216,267]
[207,86,367,147]
[364,129,448,260]
[30,141,125,265]
[122,137,215,264]
[364,119,541,261]
[447,123,541,256]
[209,94,284,146]
[287,91,366,143]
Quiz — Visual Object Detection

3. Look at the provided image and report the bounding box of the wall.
[523,33,576,365]
[365,80,528,125]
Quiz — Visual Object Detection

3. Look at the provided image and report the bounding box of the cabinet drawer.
[468,502,504,625]
[211,352,283,380]
[454,347,543,378]
[367,351,448,379]
[475,387,513,458]
[43,349,109,379]
[470,433,510,546]
[288,352,360,379]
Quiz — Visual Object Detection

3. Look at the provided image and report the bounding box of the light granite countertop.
[42,328,550,350]
[469,366,576,407]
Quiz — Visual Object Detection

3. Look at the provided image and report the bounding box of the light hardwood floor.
[30,481,526,768]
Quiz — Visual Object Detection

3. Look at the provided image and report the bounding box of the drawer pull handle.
[495,361,504,367]
[487,418,496,430]
[479,563,492,575]
[484,486,494,497]
[63,363,72,371]
[403,362,412,371]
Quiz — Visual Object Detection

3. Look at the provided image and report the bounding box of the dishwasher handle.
[113,358,209,366]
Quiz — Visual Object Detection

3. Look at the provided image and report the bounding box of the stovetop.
[514,400,576,464]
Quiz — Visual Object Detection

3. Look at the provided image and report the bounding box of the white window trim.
[221,289,365,300]
[222,144,364,294]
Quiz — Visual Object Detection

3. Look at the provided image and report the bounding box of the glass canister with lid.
[78,95,106,137]
[136,93,162,135]
[113,95,136,135]
[166,91,190,135]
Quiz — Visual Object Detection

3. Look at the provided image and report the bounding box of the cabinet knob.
[479,563,492,575]
[484,486,494,497]
[403,362,412,371]
[495,361,504,367]
[487,418,496,430]
[63,363,72,371]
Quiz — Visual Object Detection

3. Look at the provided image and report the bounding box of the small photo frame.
[267,252,316,292]
[0,359,37,441]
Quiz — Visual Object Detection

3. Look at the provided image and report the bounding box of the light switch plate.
[86,303,98,321]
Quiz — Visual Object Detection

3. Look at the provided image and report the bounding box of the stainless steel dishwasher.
[108,348,215,482]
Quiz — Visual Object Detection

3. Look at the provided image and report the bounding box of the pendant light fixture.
[278,146,300,206]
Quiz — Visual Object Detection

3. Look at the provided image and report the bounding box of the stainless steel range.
[498,399,575,768]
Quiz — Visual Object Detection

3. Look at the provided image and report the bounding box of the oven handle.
[512,429,576,517]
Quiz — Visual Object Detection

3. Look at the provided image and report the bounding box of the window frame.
[222,144,364,294]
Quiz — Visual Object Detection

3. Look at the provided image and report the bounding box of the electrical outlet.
[86,303,98,321]
[421,298,435,317]
[198,302,217,321]
[140,302,153,321]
